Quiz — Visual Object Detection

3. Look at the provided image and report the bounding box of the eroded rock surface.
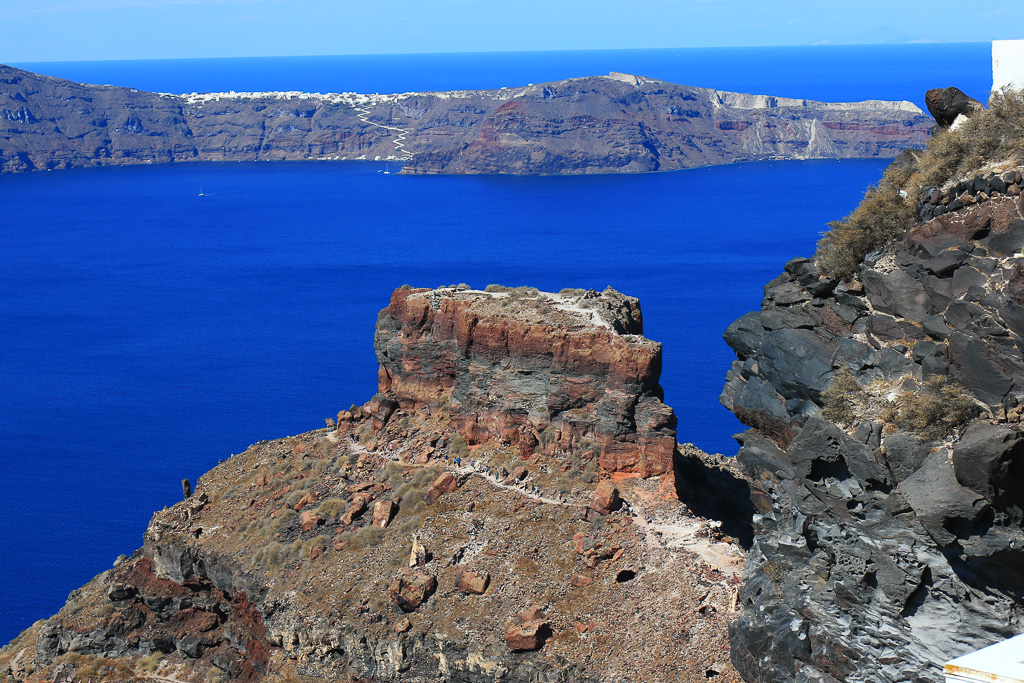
[375,286,677,480]
[722,175,1024,681]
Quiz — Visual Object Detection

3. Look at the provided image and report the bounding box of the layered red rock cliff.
[374,286,677,480]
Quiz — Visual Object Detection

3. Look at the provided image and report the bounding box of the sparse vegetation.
[881,376,976,440]
[314,498,347,518]
[814,164,915,278]
[761,558,790,584]
[448,433,469,459]
[138,651,163,673]
[484,284,511,292]
[821,369,863,426]
[917,87,1024,187]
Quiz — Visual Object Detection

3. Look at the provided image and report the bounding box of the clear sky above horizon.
[2,0,1023,63]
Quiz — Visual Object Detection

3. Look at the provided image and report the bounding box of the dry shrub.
[448,433,469,459]
[821,369,862,426]
[815,164,915,278]
[138,652,163,673]
[918,87,1024,187]
[314,498,347,518]
[882,376,975,440]
[350,524,385,550]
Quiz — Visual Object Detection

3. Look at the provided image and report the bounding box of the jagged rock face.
[374,287,677,479]
[1,64,932,175]
[32,554,268,682]
[721,193,1024,681]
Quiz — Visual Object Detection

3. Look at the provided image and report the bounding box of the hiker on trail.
[455,457,461,467]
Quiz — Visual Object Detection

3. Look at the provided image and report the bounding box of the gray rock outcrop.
[722,175,1024,680]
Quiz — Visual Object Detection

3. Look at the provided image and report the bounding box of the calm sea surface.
[1,44,992,641]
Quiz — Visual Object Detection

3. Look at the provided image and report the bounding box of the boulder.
[367,393,399,431]
[455,568,490,595]
[570,574,594,588]
[503,466,528,485]
[341,496,369,525]
[589,481,621,515]
[424,472,458,504]
[372,500,396,528]
[505,606,551,651]
[408,536,429,567]
[925,87,984,128]
[293,492,317,512]
[952,423,1024,509]
[388,567,437,612]
[299,511,324,533]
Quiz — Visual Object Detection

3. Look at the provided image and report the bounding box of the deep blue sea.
[1,44,992,642]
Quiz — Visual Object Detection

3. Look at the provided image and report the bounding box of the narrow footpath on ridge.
[333,431,745,577]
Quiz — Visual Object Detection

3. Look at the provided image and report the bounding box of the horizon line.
[5,40,997,66]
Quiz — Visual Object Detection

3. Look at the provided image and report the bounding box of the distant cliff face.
[721,164,1024,680]
[0,65,932,176]
[374,286,676,479]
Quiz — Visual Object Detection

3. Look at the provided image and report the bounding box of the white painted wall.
[993,39,1024,92]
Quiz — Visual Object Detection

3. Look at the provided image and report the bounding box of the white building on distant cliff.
[993,39,1024,91]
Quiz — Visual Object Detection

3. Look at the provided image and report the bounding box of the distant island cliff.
[0,66,932,175]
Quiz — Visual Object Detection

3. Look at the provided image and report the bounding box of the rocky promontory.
[0,285,748,682]
[0,65,932,176]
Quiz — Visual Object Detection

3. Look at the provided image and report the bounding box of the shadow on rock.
[674,444,755,549]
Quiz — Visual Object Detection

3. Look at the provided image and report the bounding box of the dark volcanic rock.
[925,86,984,128]
[722,160,1024,681]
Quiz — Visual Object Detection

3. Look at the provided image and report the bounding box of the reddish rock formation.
[299,511,324,532]
[455,568,490,595]
[388,567,437,612]
[505,606,551,651]
[589,481,622,515]
[374,286,677,481]
[503,466,528,485]
[372,500,396,528]
[423,472,458,504]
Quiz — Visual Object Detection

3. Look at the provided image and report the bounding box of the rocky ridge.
[721,149,1024,680]
[0,286,748,682]
[0,65,932,175]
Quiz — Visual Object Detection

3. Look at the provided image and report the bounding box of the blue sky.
[2,0,1023,62]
